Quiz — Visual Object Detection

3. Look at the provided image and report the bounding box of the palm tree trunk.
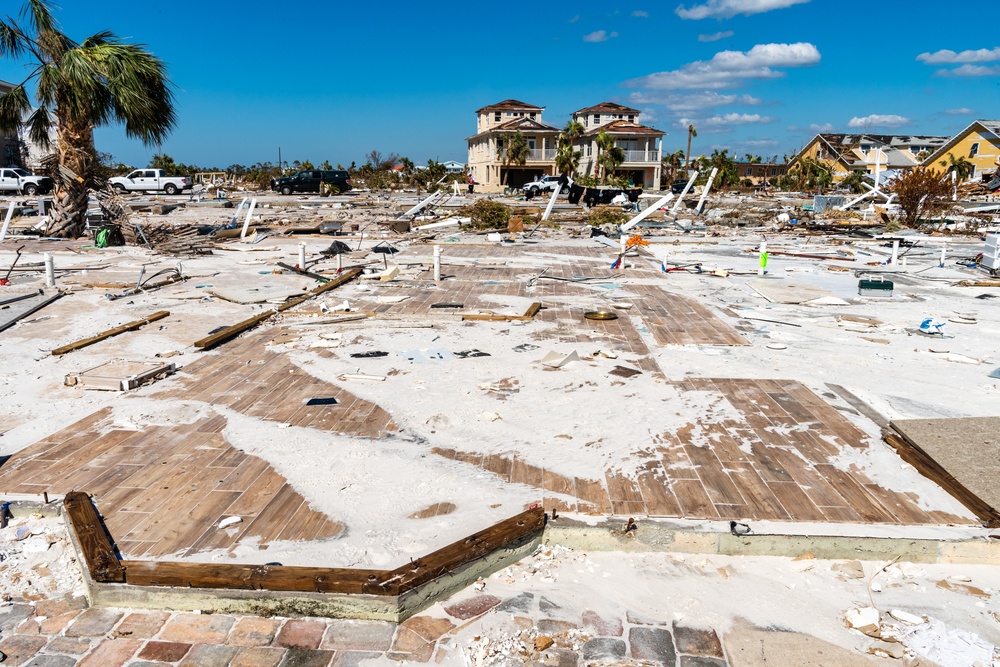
[46,120,93,239]
[685,132,692,173]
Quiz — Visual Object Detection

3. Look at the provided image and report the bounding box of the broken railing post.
[240,198,257,240]
[670,170,699,214]
[44,253,55,287]
[541,184,560,222]
[620,193,674,233]
[0,201,14,243]
[433,246,442,282]
[298,243,306,270]
[890,240,899,267]
[696,167,718,215]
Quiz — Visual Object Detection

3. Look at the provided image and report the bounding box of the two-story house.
[467,99,664,191]
[467,100,560,190]
[789,133,949,182]
[0,79,54,170]
[922,120,1000,182]
[570,102,664,188]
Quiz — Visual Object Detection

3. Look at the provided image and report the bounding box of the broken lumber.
[193,268,361,349]
[63,492,125,583]
[51,311,169,356]
[277,261,330,282]
[0,292,64,334]
[462,302,542,322]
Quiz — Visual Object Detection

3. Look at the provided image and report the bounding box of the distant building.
[0,79,55,171]
[789,133,949,182]
[467,99,664,191]
[440,160,465,174]
[922,120,1000,182]
[734,162,788,185]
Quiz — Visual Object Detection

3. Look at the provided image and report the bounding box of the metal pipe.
[433,246,442,282]
[44,253,55,286]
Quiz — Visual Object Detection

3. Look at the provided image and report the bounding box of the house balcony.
[491,149,556,162]
[620,150,661,164]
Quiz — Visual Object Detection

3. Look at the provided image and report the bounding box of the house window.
[494,112,501,122]
[627,115,635,123]
[970,142,980,158]
[529,113,536,120]
[593,114,600,124]
[586,145,592,157]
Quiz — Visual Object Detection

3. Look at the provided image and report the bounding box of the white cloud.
[936,64,1000,77]
[623,43,820,90]
[917,47,1000,64]
[742,139,779,147]
[809,123,834,132]
[699,31,734,42]
[583,30,618,42]
[630,91,761,111]
[569,14,580,23]
[847,114,909,129]
[944,107,976,115]
[676,0,810,20]
[639,107,660,122]
[632,9,649,17]
[681,113,774,128]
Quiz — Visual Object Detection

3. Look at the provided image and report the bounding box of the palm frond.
[25,104,52,148]
[0,21,28,58]
[0,84,31,135]
[21,0,55,36]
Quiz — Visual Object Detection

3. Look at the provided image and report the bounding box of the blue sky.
[2,0,997,168]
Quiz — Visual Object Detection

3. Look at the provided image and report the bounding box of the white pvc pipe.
[403,191,441,218]
[44,253,55,286]
[298,243,306,270]
[337,252,343,273]
[433,246,442,282]
[890,240,899,266]
[620,193,674,233]
[940,246,946,268]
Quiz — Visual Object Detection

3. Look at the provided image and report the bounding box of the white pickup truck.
[109,169,191,195]
[0,167,53,195]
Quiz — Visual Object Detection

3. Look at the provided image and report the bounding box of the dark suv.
[272,170,351,195]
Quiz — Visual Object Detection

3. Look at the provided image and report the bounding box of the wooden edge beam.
[883,430,1000,528]
[51,311,170,356]
[81,502,543,596]
[193,268,362,349]
[63,491,125,583]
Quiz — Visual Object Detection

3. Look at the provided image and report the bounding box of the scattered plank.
[193,268,361,350]
[462,302,542,322]
[51,311,170,356]
[0,291,64,334]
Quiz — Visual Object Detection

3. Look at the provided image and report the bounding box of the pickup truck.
[0,167,53,195]
[522,175,568,196]
[110,169,191,195]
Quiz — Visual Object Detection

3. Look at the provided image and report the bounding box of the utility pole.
[278,147,282,172]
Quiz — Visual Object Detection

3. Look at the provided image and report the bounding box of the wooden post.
[63,492,125,583]
[51,311,170,356]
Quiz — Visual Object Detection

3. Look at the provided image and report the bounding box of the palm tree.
[0,0,176,238]
[940,154,973,182]
[500,130,530,186]
[595,130,624,185]
[684,124,698,174]
[661,148,685,186]
[555,120,584,177]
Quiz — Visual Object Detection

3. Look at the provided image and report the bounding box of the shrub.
[586,206,628,227]
[461,199,511,230]
[890,167,952,228]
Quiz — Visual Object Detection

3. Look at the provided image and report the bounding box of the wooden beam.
[63,492,125,583]
[883,430,1000,528]
[193,268,362,349]
[51,311,170,356]
[390,506,545,593]
[121,561,392,595]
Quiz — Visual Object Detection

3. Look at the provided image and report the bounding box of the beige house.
[467,100,560,190]
[570,102,663,188]
[467,99,664,191]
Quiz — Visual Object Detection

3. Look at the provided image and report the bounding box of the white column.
[44,253,55,287]
[890,240,899,266]
[298,243,306,270]
[433,246,442,282]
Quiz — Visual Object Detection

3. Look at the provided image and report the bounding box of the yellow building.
[922,120,1000,182]
[788,133,948,182]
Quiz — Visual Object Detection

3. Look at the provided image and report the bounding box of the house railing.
[491,149,556,162]
[621,150,661,163]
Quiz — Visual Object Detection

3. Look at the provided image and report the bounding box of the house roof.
[475,99,543,113]
[922,120,1000,167]
[466,116,560,140]
[573,101,640,115]
[582,119,663,137]
[0,79,15,93]
[791,132,949,171]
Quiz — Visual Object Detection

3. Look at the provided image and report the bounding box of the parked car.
[109,169,191,195]
[0,167,53,195]
[522,175,568,196]
[271,170,351,195]
[670,178,692,194]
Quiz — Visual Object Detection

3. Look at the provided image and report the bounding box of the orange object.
[625,234,649,248]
